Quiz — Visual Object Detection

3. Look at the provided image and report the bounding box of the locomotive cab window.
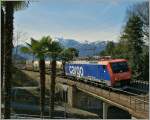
[110,62,129,73]
[102,65,106,70]
[102,65,106,72]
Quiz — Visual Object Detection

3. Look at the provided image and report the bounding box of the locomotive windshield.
[110,62,129,73]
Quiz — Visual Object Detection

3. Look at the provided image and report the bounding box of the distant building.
[25,60,62,69]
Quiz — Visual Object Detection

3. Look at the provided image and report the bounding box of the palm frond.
[21,36,63,60]
[31,38,39,45]
[20,46,31,54]
[1,1,29,11]
[48,41,63,52]
[26,42,32,47]
[13,1,29,11]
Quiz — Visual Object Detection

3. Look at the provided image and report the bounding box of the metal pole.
[144,98,145,111]
[109,88,110,97]
[130,96,131,106]
[62,89,65,118]
[64,90,66,118]
[62,85,68,119]
[135,98,136,111]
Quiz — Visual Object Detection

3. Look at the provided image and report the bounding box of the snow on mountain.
[55,37,107,56]
[13,38,107,60]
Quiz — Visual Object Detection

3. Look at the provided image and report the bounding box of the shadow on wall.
[107,106,131,119]
[70,89,131,119]
[74,90,102,115]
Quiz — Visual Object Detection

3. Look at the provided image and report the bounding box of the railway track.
[21,68,149,97]
[59,76,149,103]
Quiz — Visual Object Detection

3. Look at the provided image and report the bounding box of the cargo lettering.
[69,66,84,77]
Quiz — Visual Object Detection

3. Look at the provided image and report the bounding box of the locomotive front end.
[109,59,131,87]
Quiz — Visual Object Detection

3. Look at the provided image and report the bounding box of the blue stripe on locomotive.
[65,63,110,81]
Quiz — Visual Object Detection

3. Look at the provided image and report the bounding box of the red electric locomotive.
[99,59,131,87]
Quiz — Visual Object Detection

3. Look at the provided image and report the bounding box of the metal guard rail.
[59,77,149,113]
[62,75,148,101]
[76,80,149,112]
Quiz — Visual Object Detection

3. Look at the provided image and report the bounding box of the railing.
[60,75,148,96]
[79,81,148,111]
[58,77,149,115]
[1,113,64,119]
[131,80,149,85]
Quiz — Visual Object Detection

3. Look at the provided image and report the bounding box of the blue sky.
[14,0,147,44]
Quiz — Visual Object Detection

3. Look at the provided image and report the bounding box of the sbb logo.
[69,66,84,77]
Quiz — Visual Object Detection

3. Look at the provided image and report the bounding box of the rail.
[21,68,149,96]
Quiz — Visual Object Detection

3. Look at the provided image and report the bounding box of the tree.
[21,38,47,117]
[1,1,29,118]
[1,7,4,88]
[121,15,144,80]
[13,31,28,56]
[99,41,115,57]
[113,39,130,59]
[43,36,63,118]
[21,38,35,70]
[127,1,149,42]
[106,41,115,56]
[142,46,149,81]
[60,48,79,75]
[99,50,106,56]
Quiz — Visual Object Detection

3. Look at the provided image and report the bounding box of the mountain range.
[13,38,108,60]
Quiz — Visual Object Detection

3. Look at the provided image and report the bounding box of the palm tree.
[60,48,79,75]
[1,7,4,88]
[21,38,47,117]
[43,36,63,118]
[1,1,29,118]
